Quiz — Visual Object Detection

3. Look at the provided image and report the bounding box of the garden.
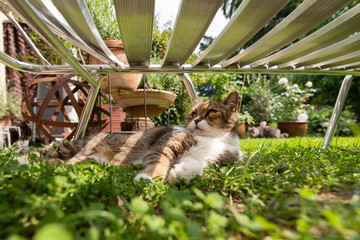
[190,73,360,139]
[1,137,360,239]
[1,0,360,239]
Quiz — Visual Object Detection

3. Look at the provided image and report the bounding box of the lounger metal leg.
[180,73,200,105]
[74,75,106,140]
[322,75,354,149]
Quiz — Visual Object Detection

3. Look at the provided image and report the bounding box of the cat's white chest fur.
[167,133,241,185]
[187,135,238,165]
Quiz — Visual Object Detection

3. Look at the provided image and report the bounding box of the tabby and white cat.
[37,91,242,185]
[248,126,289,138]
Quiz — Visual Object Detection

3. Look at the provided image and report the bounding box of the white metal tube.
[9,0,98,86]
[2,10,50,67]
[180,73,200,105]
[73,75,105,140]
[1,51,360,76]
[322,75,354,148]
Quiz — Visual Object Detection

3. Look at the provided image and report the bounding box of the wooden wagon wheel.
[22,75,109,144]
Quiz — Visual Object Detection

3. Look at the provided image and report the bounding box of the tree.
[221,0,303,49]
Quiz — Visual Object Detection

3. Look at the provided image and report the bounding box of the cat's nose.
[194,118,201,124]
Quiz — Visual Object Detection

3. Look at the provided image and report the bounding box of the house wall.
[0,12,6,101]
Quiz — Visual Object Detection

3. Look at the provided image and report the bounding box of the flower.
[293,84,299,88]
[278,77,288,85]
[259,121,267,126]
[305,81,313,88]
[297,113,309,122]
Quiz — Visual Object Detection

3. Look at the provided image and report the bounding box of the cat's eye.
[191,112,197,118]
[207,109,217,117]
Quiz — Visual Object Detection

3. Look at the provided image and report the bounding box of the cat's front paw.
[168,159,203,185]
[168,168,180,185]
[17,155,30,165]
[134,173,153,183]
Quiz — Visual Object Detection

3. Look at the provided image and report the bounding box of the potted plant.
[272,78,316,137]
[237,111,254,138]
[113,89,176,118]
[113,73,176,117]
[112,73,177,130]
[86,0,141,95]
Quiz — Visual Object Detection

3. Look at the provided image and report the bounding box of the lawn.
[1,137,360,239]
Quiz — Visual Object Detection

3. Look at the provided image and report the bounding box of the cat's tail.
[45,139,87,160]
[17,139,86,165]
[281,133,289,138]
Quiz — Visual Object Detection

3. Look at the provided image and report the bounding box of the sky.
[154,0,229,43]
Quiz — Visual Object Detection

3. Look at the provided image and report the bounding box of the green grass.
[1,137,360,239]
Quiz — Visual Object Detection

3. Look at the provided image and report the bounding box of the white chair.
[0,125,21,148]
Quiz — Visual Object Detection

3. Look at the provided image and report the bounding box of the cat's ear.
[223,91,239,112]
[191,98,200,106]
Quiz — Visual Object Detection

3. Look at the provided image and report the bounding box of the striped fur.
[41,91,242,184]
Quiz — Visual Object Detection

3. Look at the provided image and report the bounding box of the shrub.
[0,90,22,120]
[145,73,192,127]
[246,75,272,124]
[307,105,357,136]
[271,78,316,122]
[86,0,121,40]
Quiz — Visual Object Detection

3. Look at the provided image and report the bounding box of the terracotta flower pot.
[237,122,246,138]
[88,40,142,95]
[277,121,308,137]
[113,89,176,117]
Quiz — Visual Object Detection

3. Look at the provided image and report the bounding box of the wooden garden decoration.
[21,75,109,144]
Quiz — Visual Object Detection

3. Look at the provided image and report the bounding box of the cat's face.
[185,91,239,137]
[247,127,259,137]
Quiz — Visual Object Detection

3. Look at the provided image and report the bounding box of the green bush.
[86,0,121,40]
[307,105,357,136]
[246,75,272,124]
[145,73,192,127]
[0,90,22,120]
[194,73,240,100]
[271,78,316,122]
